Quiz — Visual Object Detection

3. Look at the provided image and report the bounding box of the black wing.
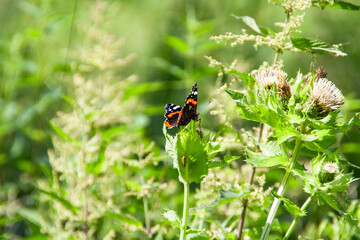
[164,104,182,128]
[178,82,199,126]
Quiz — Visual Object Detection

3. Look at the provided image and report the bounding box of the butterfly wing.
[178,82,199,126]
[164,104,182,128]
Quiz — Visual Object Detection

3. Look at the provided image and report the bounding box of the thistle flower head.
[323,162,339,174]
[254,69,285,89]
[318,162,339,184]
[310,78,344,112]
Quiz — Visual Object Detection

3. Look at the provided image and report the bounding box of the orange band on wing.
[164,121,173,128]
[186,98,197,106]
[167,111,181,117]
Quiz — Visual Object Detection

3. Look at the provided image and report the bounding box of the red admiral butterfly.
[164,82,199,128]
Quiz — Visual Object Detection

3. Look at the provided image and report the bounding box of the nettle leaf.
[318,192,346,215]
[176,121,208,183]
[231,14,262,35]
[163,125,178,164]
[312,0,360,10]
[105,211,142,227]
[163,209,181,228]
[190,189,249,210]
[272,192,306,217]
[291,37,347,57]
[245,141,289,167]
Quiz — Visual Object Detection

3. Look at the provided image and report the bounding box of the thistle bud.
[254,69,291,110]
[306,66,328,85]
[318,162,339,184]
[277,73,291,109]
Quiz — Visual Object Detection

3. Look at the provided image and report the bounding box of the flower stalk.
[283,194,313,240]
[180,160,190,240]
[260,124,304,240]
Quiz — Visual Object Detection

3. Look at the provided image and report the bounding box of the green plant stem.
[260,134,303,240]
[272,12,290,65]
[283,195,313,240]
[237,123,264,240]
[143,193,151,236]
[180,163,190,240]
[140,165,151,236]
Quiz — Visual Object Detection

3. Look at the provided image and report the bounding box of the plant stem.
[260,134,303,240]
[272,12,290,65]
[237,123,264,240]
[142,188,151,236]
[283,195,313,240]
[180,163,190,240]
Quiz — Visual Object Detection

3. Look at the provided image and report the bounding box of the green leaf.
[86,144,107,174]
[123,180,142,191]
[312,0,360,10]
[166,35,188,53]
[291,37,347,57]
[38,188,78,214]
[207,156,238,168]
[188,233,211,240]
[105,211,142,227]
[225,89,245,101]
[163,124,178,165]
[246,152,288,167]
[17,208,42,227]
[123,81,165,101]
[226,70,255,87]
[163,209,181,228]
[323,173,354,192]
[49,121,75,143]
[38,163,53,182]
[246,141,289,167]
[101,125,126,140]
[318,192,346,215]
[190,189,249,210]
[272,192,306,217]
[231,14,262,34]
[175,121,208,183]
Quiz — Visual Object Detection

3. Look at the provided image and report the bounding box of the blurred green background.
[0,0,359,238]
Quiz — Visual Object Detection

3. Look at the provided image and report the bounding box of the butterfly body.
[164,82,199,128]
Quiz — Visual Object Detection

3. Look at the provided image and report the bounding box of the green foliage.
[312,0,360,10]
[1,0,360,240]
[164,121,208,184]
[291,37,347,56]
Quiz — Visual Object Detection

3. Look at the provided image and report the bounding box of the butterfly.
[164,82,199,128]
